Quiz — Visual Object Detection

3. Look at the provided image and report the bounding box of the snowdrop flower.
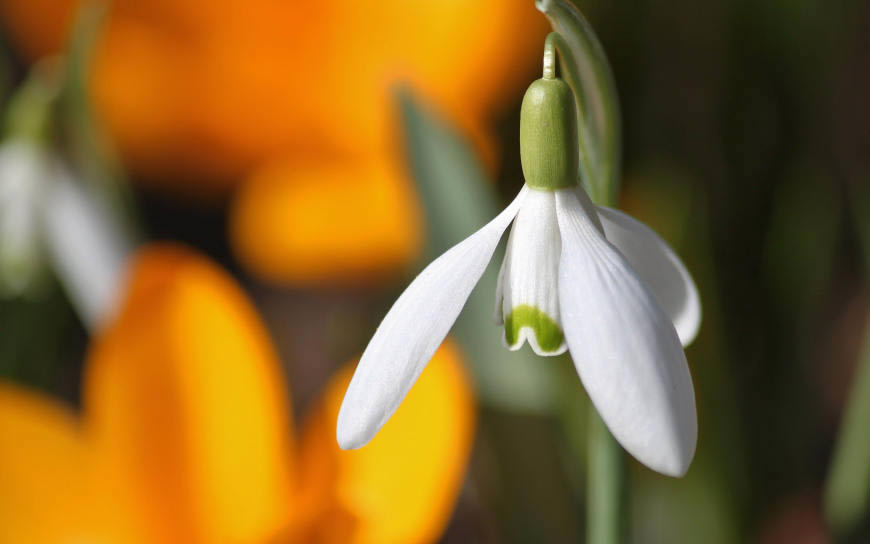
[0,60,130,323]
[0,137,128,327]
[338,72,701,476]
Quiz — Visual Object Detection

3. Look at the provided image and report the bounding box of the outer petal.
[289,341,474,544]
[498,188,567,356]
[337,187,527,449]
[85,244,295,543]
[0,383,99,544]
[42,167,130,330]
[596,205,701,346]
[230,155,422,287]
[556,190,696,477]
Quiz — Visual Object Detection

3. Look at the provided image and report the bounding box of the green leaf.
[2,64,58,144]
[397,88,559,413]
[0,282,74,394]
[57,1,142,242]
[536,0,621,206]
[825,182,870,537]
[824,315,870,537]
[762,164,842,318]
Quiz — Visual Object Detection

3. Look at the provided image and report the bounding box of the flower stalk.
[588,409,625,544]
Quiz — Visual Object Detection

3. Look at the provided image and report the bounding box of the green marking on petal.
[504,304,564,353]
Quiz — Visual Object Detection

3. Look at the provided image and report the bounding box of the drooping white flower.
[41,162,130,329]
[337,75,701,477]
[0,137,129,328]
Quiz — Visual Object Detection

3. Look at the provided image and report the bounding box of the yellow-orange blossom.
[0,0,548,285]
[0,244,475,544]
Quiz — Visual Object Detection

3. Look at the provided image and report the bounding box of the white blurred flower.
[41,162,129,329]
[0,137,128,329]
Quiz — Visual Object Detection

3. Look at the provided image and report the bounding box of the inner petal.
[504,304,565,353]
[497,188,566,356]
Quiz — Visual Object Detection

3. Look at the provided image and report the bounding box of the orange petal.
[84,243,295,544]
[0,0,544,189]
[293,339,475,544]
[0,382,101,543]
[230,155,422,287]
[0,0,76,59]
[318,0,549,148]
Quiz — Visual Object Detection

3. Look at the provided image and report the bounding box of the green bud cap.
[519,77,579,191]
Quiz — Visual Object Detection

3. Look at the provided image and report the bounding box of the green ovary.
[504,304,564,353]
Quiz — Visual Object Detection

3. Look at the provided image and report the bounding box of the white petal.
[337,187,528,449]
[596,205,701,346]
[556,190,697,477]
[42,165,130,331]
[493,237,509,325]
[498,188,566,356]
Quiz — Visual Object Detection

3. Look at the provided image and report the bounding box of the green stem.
[588,410,625,543]
[538,0,622,204]
[543,35,557,80]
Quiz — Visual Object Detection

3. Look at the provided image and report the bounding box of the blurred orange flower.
[0,244,475,543]
[0,1,548,286]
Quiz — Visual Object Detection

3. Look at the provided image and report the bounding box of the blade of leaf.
[397,88,558,413]
[57,1,141,242]
[824,314,870,537]
[536,0,621,205]
[824,181,870,537]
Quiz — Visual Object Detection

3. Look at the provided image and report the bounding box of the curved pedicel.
[536,0,621,206]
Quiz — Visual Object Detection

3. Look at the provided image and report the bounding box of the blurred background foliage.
[0,0,869,542]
